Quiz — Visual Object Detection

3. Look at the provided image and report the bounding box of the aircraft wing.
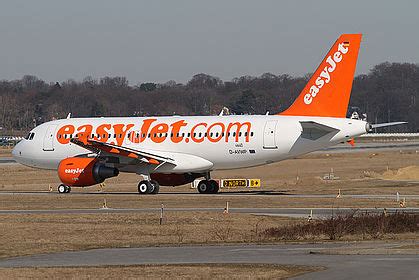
[70,138,175,166]
[300,121,340,140]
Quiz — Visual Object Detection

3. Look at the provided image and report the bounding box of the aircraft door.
[263,120,278,149]
[43,124,57,151]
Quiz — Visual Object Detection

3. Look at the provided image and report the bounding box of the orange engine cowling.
[58,157,119,187]
[150,173,201,186]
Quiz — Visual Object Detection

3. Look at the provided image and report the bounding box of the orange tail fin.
[280,34,362,118]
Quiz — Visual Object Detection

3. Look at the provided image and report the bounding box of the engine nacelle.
[150,173,201,186]
[58,157,119,187]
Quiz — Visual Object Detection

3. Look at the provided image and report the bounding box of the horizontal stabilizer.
[369,122,407,130]
[300,121,339,140]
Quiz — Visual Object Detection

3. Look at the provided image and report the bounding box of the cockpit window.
[25,132,35,140]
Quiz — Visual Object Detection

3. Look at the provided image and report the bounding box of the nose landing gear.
[58,184,71,194]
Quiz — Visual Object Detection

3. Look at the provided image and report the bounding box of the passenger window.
[239,132,242,137]
[251,132,254,137]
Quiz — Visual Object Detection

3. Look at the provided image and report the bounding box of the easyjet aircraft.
[12,34,404,194]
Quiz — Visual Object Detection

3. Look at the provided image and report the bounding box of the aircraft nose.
[12,141,24,162]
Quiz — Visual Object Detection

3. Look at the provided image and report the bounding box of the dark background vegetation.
[0,62,417,134]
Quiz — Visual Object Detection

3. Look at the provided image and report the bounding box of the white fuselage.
[12,115,368,173]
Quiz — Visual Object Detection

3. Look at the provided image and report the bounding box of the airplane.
[12,34,405,194]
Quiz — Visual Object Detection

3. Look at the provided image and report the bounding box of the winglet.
[280,34,362,118]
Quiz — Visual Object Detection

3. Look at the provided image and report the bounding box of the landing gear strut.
[58,184,71,194]
[137,180,160,194]
[197,179,219,194]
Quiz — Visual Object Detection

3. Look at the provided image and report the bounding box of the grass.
[0,264,322,280]
[0,212,297,259]
[263,211,419,241]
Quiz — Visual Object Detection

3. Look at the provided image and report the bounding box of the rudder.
[280,34,362,118]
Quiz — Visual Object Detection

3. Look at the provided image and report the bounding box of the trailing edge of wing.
[300,121,340,140]
[70,138,175,165]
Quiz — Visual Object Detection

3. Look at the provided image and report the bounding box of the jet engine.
[58,157,119,187]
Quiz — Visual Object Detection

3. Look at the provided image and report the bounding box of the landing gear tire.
[197,180,209,194]
[58,184,71,194]
[137,180,158,194]
[208,180,219,194]
[197,179,220,194]
[150,180,160,194]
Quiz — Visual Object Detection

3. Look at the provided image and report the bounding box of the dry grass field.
[0,264,320,280]
[0,212,299,259]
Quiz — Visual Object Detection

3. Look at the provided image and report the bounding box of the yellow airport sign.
[222,179,247,188]
[248,179,261,188]
[220,179,261,188]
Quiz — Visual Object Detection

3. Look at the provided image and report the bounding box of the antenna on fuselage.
[66,113,71,119]
[266,111,270,115]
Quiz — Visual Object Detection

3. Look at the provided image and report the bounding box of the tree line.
[0,62,417,134]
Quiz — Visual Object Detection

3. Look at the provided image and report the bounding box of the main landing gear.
[58,184,71,194]
[137,180,160,195]
[197,179,219,194]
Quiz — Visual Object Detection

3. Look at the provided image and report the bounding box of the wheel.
[138,180,153,194]
[208,180,219,194]
[150,180,160,194]
[197,180,210,194]
[58,184,66,194]
[65,185,71,193]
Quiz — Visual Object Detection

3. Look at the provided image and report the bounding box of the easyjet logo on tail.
[304,42,349,105]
